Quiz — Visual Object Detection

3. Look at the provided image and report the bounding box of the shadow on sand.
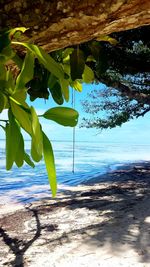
[0,162,150,266]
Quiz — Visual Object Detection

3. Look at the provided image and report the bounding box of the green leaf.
[0,45,15,63]
[49,84,64,105]
[12,54,23,69]
[60,78,69,102]
[5,123,14,170]
[10,100,32,134]
[96,35,118,45]
[6,69,15,93]
[6,110,22,170]
[48,75,64,105]
[13,89,27,104]
[42,107,79,127]
[31,106,43,162]
[16,51,34,90]
[15,131,24,167]
[62,48,74,59]
[0,28,22,61]
[71,81,82,92]
[70,48,85,81]
[42,131,57,197]
[24,153,35,168]
[9,27,28,38]
[31,141,42,162]
[31,45,64,79]
[48,73,57,89]
[12,42,65,79]
[82,65,94,83]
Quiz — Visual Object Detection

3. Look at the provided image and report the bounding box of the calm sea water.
[0,140,150,203]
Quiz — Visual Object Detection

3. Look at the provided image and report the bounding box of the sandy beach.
[0,162,150,267]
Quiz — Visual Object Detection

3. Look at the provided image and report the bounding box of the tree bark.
[1,0,150,53]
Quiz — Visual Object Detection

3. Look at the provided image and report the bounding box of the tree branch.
[101,77,150,105]
[1,0,150,54]
[136,107,150,118]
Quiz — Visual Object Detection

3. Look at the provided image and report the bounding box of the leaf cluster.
[0,28,84,196]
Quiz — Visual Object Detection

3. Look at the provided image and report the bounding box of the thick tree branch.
[1,0,150,53]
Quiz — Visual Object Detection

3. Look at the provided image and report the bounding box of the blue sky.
[26,83,150,144]
[1,83,150,144]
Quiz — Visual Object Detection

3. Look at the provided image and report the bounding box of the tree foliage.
[81,26,150,130]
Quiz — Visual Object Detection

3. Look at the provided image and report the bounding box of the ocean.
[0,139,150,203]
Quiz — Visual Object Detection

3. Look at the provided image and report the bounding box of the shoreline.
[1,160,150,207]
[0,161,150,266]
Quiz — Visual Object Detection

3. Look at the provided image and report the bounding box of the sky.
[1,83,150,144]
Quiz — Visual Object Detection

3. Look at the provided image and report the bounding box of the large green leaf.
[6,110,22,170]
[31,141,42,162]
[31,106,43,162]
[5,123,13,170]
[6,69,15,93]
[16,51,34,90]
[82,65,94,83]
[31,45,64,79]
[12,54,23,69]
[48,75,64,105]
[70,48,85,81]
[12,42,65,79]
[42,132,57,197]
[42,107,79,127]
[48,73,57,89]
[0,28,26,62]
[49,83,64,105]
[10,100,32,134]
[15,131,24,167]
[60,78,69,102]
[13,89,27,104]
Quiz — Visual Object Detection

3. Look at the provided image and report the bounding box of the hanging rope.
[72,89,75,173]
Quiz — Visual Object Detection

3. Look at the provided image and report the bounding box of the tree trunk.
[1,0,150,53]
